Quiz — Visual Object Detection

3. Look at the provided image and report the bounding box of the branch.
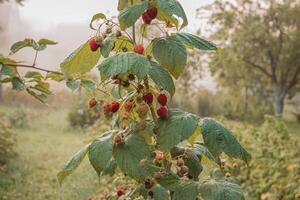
[242,58,273,79]
[3,63,63,75]
[286,65,300,92]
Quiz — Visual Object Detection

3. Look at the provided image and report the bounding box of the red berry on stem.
[142,12,152,24]
[146,7,158,19]
[89,37,100,52]
[157,106,168,119]
[116,189,125,197]
[155,151,164,160]
[125,99,134,112]
[111,101,120,113]
[157,93,168,106]
[103,102,112,112]
[142,92,153,105]
[133,44,144,55]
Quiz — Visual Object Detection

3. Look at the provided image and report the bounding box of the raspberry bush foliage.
[0,0,251,199]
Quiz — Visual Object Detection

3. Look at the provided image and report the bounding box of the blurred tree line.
[179,0,300,120]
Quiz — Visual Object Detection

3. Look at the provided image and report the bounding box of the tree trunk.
[272,82,285,116]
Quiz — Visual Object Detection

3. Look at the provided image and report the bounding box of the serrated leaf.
[97,52,150,81]
[90,13,107,30]
[113,36,134,53]
[118,0,142,11]
[113,134,151,181]
[66,80,80,91]
[153,185,170,200]
[188,126,201,145]
[157,0,188,29]
[156,7,179,29]
[153,36,187,79]
[10,39,39,54]
[176,33,217,50]
[101,159,117,176]
[0,64,18,76]
[200,118,251,164]
[149,62,175,96]
[199,179,245,200]
[101,35,116,58]
[118,1,148,30]
[11,77,25,91]
[173,181,199,200]
[88,133,113,176]
[32,82,52,95]
[25,71,43,79]
[60,41,100,77]
[194,142,220,165]
[26,88,48,103]
[157,172,180,190]
[157,109,199,150]
[57,144,89,184]
[81,80,96,91]
[37,38,57,50]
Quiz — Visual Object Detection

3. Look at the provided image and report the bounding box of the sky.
[18,0,212,30]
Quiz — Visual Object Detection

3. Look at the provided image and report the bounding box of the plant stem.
[3,63,63,75]
[33,50,38,66]
[131,0,136,44]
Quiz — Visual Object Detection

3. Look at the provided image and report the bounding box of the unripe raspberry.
[142,12,152,24]
[87,197,93,200]
[157,93,168,106]
[176,158,184,167]
[89,37,100,52]
[157,106,168,119]
[124,99,135,112]
[128,74,135,81]
[180,165,189,175]
[144,178,154,189]
[142,92,153,105]
[115,30,122,37]
[136,103,149,118]
[88,98,98,109]
[116,189,125,197]
[103,102,112,112]
[121,80,130,88]
[155,151,164,161]
[114,135,125,146]
[111,101,120,113]
[133,44,144,55]
[146,7,158,19]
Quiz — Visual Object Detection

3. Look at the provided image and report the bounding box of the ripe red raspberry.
[157,93,168,106]
[133,44,144,55]
[116,189,125,197]
[142,12,152,24]
[142,92,153,104]
[124,99,134,112]
[146,7,158,19]
[157,106,168,119]
[88,98,98,109]
[111,101,120,113]
[89,37,100,52]
[155,151,164,161]
[103,102,112,112]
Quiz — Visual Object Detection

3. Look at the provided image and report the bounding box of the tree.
[0,0,24,4]
[0,1,251,199]
[199,0,300,115]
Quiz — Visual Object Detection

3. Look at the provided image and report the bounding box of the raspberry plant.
[0,0,251,199]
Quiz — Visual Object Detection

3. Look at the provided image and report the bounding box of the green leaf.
[200,118,251,164]
[157,0,188,29]
[90,13,107,30]
[0,64,18,76]
[157,172,180,191]
[57,144,89,184]
[113,134,151,181]
[101,35,116,58]
[101,159,117,176]
[157,109,199,150]
[194,142,220,165]
[31,82,52,95]
[156,9,179,29]
[26,88,48,103]
[118,1,148,30]
[10,39,39,54]
[173,181,199,200]
[37,38,57,50]
[81,80,96,91]
[153,36,187,79]
[176,33,217,50]
[46,72,65,82]
[60,41,100,78]
[11,77,25,91]
[25,71,43,79]
[118,0,143,11]
[66,80,81,91]
[113,36,134,53]
[97,52,150,81]
[153,185,170,200]
[149,62,175,96]
[88,133,113,176]
[198,179,245,200]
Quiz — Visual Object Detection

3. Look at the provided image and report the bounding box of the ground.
[0,107,101,200]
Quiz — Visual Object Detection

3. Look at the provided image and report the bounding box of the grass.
[0,107,103,200]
